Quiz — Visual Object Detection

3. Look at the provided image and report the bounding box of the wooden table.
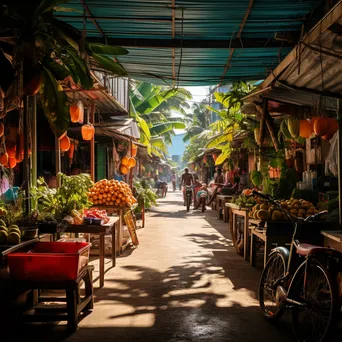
[216,195,233,222]
[321,230,342,252]
[226,204,250,260]
[65,217,119,288]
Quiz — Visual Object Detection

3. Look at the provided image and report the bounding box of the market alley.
[11,191,330,342]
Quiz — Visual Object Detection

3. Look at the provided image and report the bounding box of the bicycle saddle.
[296,243,332,256]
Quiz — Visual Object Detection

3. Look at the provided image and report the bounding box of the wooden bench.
[18,265,94,332]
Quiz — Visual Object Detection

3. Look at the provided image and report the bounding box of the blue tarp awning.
[55,0,324,86]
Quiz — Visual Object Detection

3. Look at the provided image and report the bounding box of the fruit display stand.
[249,219,337,268]
[63,216,119,288]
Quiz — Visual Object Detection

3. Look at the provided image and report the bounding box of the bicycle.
[253,191,341,342]
[185,185,193,212]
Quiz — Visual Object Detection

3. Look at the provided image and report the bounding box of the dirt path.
[11,191,299,341]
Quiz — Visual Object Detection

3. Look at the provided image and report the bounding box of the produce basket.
[7,241,90,281]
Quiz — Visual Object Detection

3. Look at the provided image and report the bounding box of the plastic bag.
[325,132,338,177]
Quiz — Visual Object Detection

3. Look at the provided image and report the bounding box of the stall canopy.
[251,1,342,107]
[55,0,324,86]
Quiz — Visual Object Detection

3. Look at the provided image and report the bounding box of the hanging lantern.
[69,104,80,123]
[8,157,16,169]
[128,157,136,168]
[203,155,207,163]
[68,141,75,159]
[6,142,16,159]
[122,156,129,166]
[0,153,8,166]
[120,164,128,175]
[81,123,95,141]
[60,135,70,152]
[212,154,218,162]
[70,101,84,123]
[131,143,138,157]
[16,153,24,163]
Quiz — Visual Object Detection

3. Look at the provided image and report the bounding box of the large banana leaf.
[149,121,185,136]
[36,0,71,15]
[40,66,70,137]
[43,56,70,81]
[86,43,128,56]
[130,82,154,108]
[91,53,127,76]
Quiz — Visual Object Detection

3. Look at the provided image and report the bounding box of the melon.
[257,209,269,221]
[287,118,300,138]
[7,231,20,245]
[0,230,7,244]
[271,210,282,221]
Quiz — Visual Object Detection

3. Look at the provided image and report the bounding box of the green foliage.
[0,0,127,137]
[31,173,93,221]
[133,179,158,213]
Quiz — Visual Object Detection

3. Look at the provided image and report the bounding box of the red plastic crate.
[7,242,90,281]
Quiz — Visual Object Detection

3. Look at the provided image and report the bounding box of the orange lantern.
[81,123,95,141]
[212,154,218,161]
[8,157,16,169]
[6,143,16,158]
[69,104,80,123]
[0,122,4,138]
[0,153,8,166]
[313,117,328,136]
[70,101,84,123]
[120,164,128,175]
[128,157,136,168]
[68,141,75,158]
[60,135,70,152]
[299,119,312,138]
[16,153,24,163]
[327,118,339,136]
[131,143,138,157]
[121,156,129,166]
[203,155,207,163]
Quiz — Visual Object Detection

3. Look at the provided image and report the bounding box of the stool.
[19,265,94,331]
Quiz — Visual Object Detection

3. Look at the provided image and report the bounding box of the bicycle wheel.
[291,261,339,342]
[186,193,191,212]
[163,187,168,198]
[258,252,286,321]
[201,198,206,212]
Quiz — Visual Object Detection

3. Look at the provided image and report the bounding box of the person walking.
[171,171,177,191]
[181,168,194,205]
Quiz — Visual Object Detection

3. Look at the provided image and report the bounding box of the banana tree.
[130,82,190,156]
[0,0,128,137]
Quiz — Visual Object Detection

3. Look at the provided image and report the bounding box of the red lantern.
[6,142,16,158]
[60,135,70,152]
[81,124,95,141]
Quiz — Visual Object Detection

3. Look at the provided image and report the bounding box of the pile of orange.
[88,179,137,207]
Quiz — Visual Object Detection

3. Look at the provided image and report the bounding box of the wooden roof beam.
[86,37,292,49]
[261,0,342,89]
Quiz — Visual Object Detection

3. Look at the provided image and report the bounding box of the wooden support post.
[31,96,37,188]
[23,96,30,215]
[258,98,268,148]
[337,99,342,225]
[55,137,61,187]
[90,105,95,182]
[265,111,279,151]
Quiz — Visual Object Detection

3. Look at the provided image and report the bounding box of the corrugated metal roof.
[55,0,323,86]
